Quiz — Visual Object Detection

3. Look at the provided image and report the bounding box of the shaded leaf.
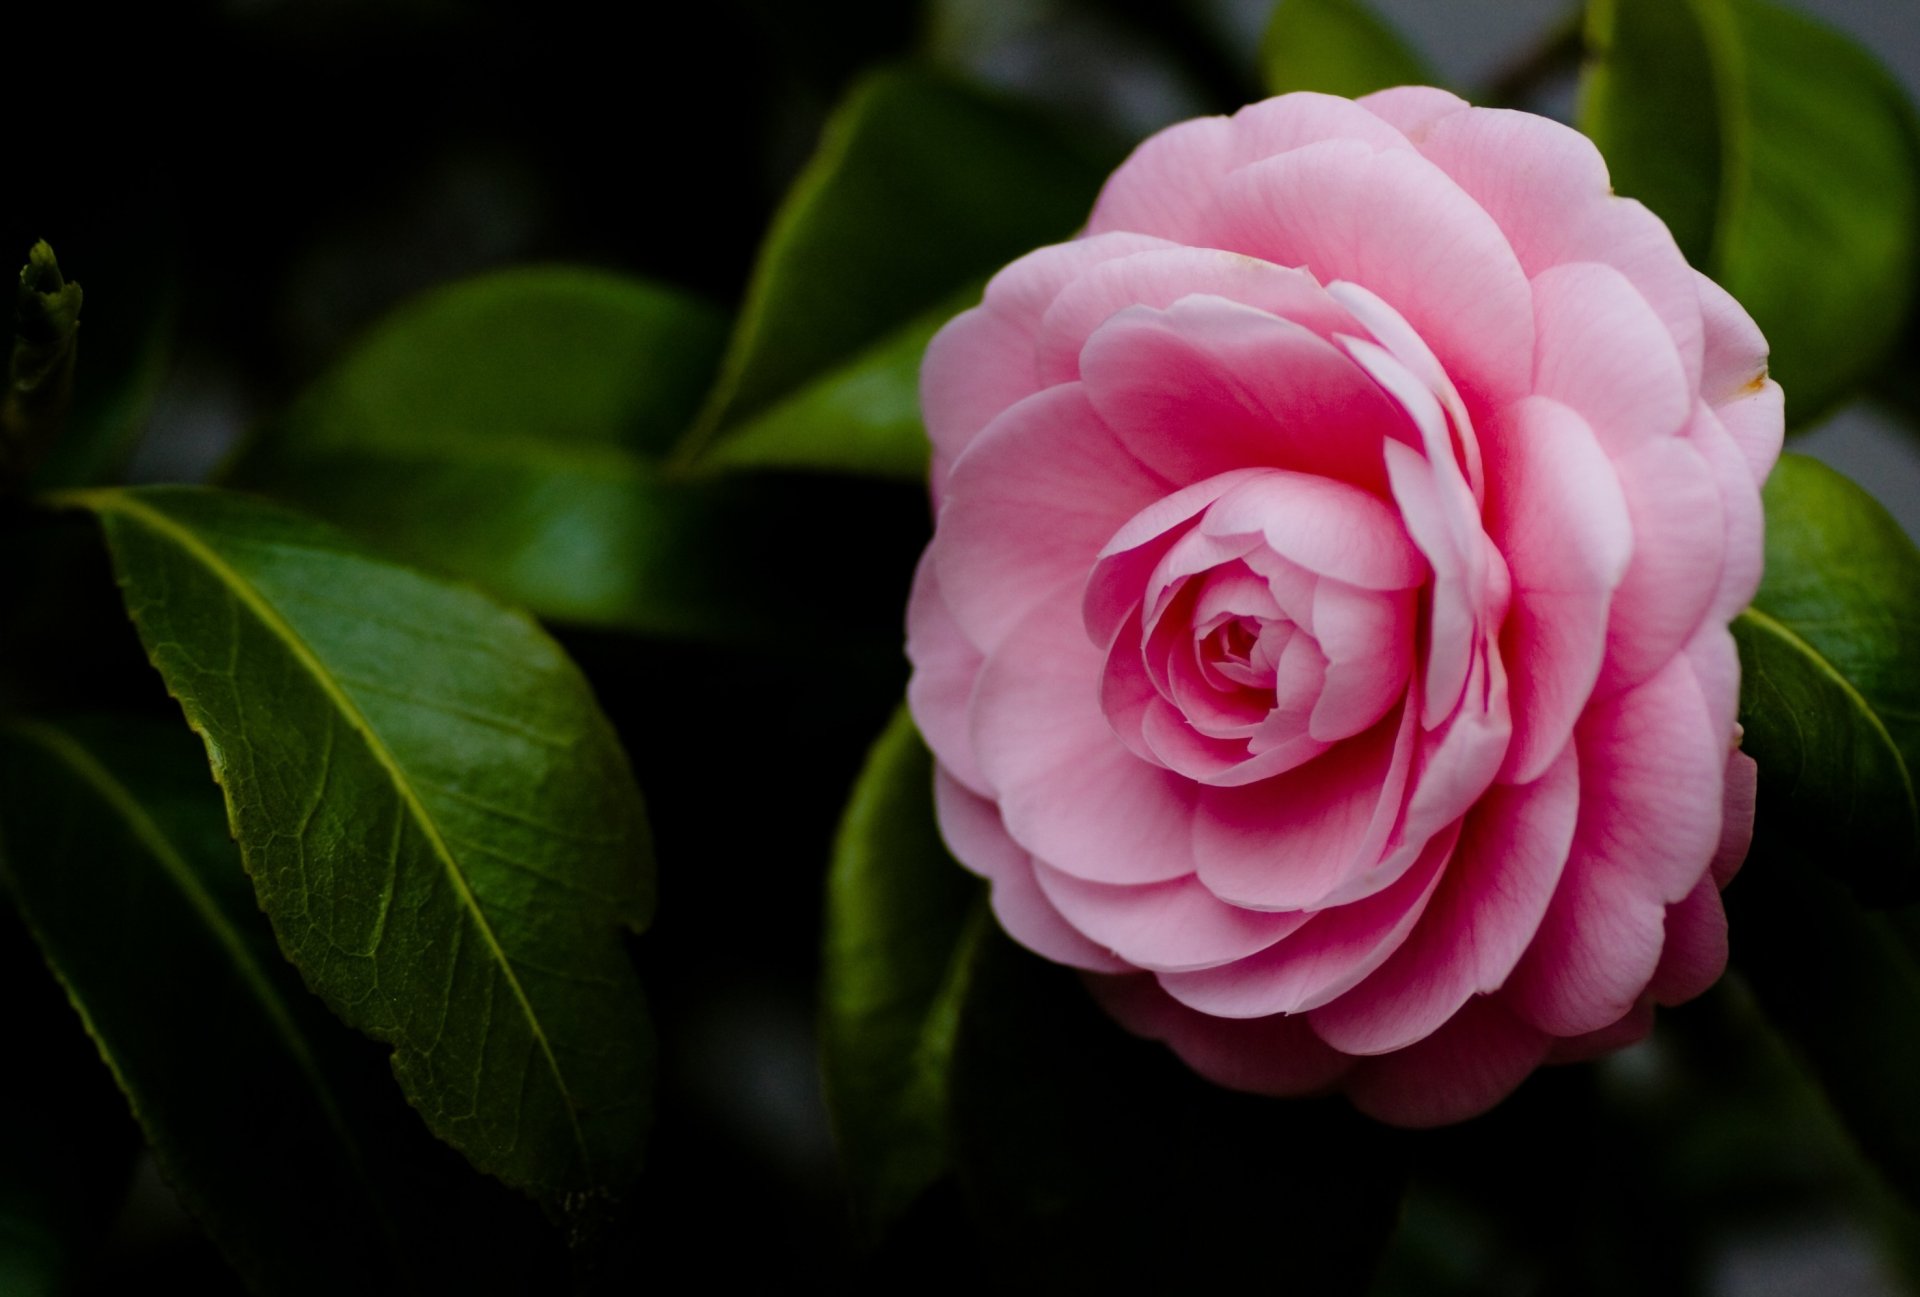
[1580,0,1920,422]
[950,930,1405,1292]
[1732,453,1920,903]
[703,294,966,482]
[227,266,921,644]
[0,900,139,1297]
[683,66,1107,463]
[54,486,655,1211]
[820,706,985,1241]
[1259,0,1433,100]
[0,718,419,1293]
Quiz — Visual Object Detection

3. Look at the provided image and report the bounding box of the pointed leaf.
[702,295,967,482]
[1580,0,1920,422]
[950,931,1405,1291]
[1732,453,1920,903]
[1260,0,1434,100]
[0,718,424,1292]
[53,486,656,1210]
[683,66,1106,462]
[821,705,986,1241]
[226,266,919,644]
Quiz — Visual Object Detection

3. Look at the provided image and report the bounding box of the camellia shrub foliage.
[6,0,1920,1293]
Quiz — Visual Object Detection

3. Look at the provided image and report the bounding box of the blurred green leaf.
[704,293,967,481]
[0,900,138,1297]
[54,486,656,1213]
[1580,0,1920,423]
[949,930,1405,1292]
[0,718,419,1293]
[1259,0,1433,99]
[1730,845,1920,1215]
[820,705,985,1242]
[227,266,921,644]
[1732,454,1920,904]
[682,66,1107,472]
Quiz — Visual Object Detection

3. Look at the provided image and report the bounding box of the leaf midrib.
[59,487,593,1176]
[1740,603,1920,818]
[6,720,389,1220]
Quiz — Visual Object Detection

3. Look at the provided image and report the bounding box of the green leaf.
[53,485,656,1211]
[820,706,985,1241]
[949,930,1406,1291]
[702,294,967,481]
[1731,453,1920,903]
[1580,0,1920,422]
[1729,844,1920,1213]
[0,718,421,1292]
[226,266,920,644]
[0,900,138,1297]
[682,66,1107,467]
[1259,0,1433,100]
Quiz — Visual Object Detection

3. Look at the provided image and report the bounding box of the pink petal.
[1085,469,1272,650]
[1310,747,1579,1054]
[1089,973,1354,1096]
[1086,93,1415,243]
[1506,653,1726,1035]
[1356,86,1471,142]
[1033,247,1358,387]
[1686,401,1768,623]
[1695,270,1772,409]
[1343,995,1552,1127]
[1413,109,1705,389]
[1192,700,1418,910]
[1483,396,1632,782]
[1597,435,1725,694]
[1034,864,1310,973]
[1308,581,1415,742]
[972,598,1199,885]
[1078,297,1409,495]
[905,552,990,795]
[936,775,1135,976]
[1207,139,1534,417]
[935,384,1171,657]
[1543,999,1655,1063]
[922,231,1173,474]
[1200,468,1427,591]
[1531,261,1693,457]
[1712,749,1757,889]
[1161,822,1455,1017]
[1716,379,1786,490]
[1647,875,1728,1006]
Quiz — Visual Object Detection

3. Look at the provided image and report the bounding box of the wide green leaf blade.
[682,66,1107,464]
[1580,0,1920,422]
[226,266,919,644]
[55,485,656,1209]
[820,706,985,1241]
[1259,0,1433,100]
[1732,453,1920,902]
[0,718,420,1292]
[949,931,1406,1291]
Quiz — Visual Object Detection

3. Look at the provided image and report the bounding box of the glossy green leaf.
[949,930,1406,1291]
[1580,0,1920,422]
[54,486,656,1210]
[702,294,967,481]
[226,266,919,644]
[0,718,420,1292]
[1732,453,1920,903]
[1259,0,1433,100]
[683,66,1107,465]
[820,706,986,1241]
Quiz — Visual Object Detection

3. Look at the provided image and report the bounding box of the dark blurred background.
[6,2,1919,1294]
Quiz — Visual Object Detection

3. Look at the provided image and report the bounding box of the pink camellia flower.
[906,88,1783,1126]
